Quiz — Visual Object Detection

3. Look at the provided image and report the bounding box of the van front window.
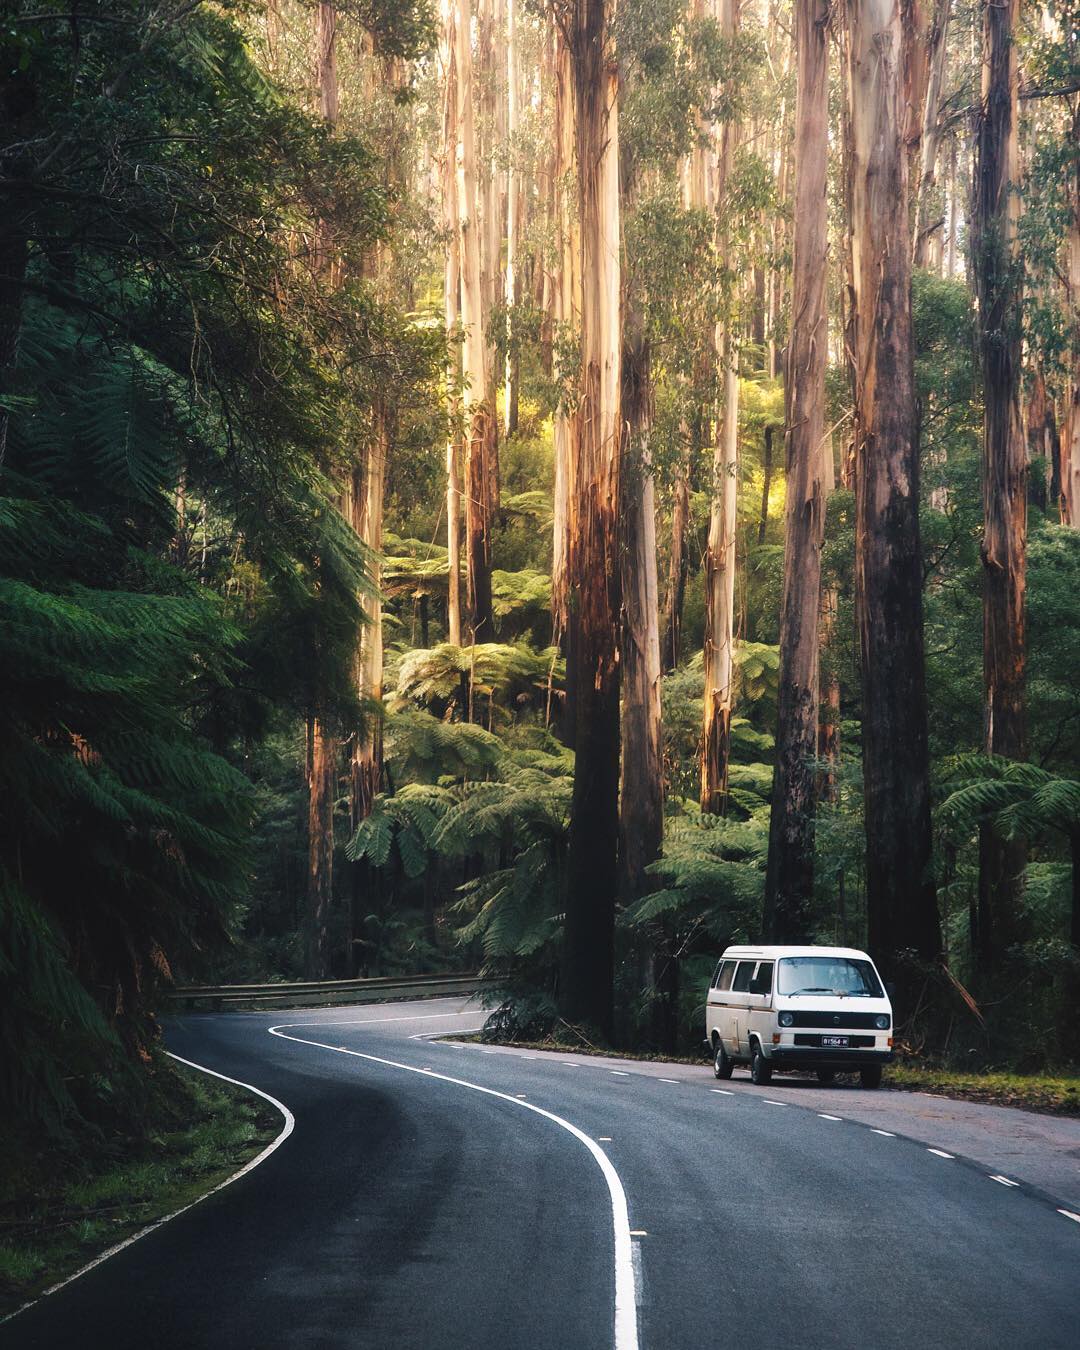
[777,957,883,998]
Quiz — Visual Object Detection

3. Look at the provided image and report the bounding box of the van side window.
[732,960,756,993]
[718,961,735,991]
[710,961,723,990]
[752,961,774,994]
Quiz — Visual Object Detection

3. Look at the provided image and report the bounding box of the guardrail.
[166,971,495,1013]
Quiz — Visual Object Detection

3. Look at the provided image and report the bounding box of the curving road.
[4,998,1079,1350]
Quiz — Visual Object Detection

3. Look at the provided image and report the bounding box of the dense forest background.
[1,0,1078,1138]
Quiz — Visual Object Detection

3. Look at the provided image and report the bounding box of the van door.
[709,959,736,1047]
[729,960,757,1056]
[748,960,774,1051]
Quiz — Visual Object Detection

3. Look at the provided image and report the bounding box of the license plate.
[821,1035,849,1048]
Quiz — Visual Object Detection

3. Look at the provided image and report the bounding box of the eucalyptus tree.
[843,0,942,985]
[763,0,829,942]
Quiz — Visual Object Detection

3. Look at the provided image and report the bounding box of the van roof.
[720,945,875,961]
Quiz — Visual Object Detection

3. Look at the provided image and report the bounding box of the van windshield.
[777,957,883,998]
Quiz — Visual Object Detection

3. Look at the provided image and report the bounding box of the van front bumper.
[766,1047,894,1069]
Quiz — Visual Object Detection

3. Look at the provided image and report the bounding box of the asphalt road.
[4,998,1079,1350]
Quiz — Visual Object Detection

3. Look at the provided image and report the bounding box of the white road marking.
[927,1148,954,1159]
[763,1099,787,1107]
[269,1024,640,1350]
[598,1137,612,1142]
[562,1061,581,1067]
[629,1230,648,1237]
[871,1129,895,1137]
[611,1071,631,1077]
[989,1175,1019,1187]
[710,1089,734,1095]
[1,1052,295,1328]
[1058,1209,1080,1224]
[657,1079,679,1085]
[818,1114,842,1121]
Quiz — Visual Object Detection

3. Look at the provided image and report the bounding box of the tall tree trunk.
[663,465,690,673]
[504,0,520,436]
[550,19,578,733]
[701,0,741,817]
[844,0,942,984]
[455,0,496,644]
[973,0,1027,972]
[305,1,341,979]
[763,0,829,944]
[1026,367,1057,513]
[349,401,388,826]
[757,423,775,546]
[442,0,464,645]
[560,0,622,1038]
[1064,106,1080,528]
[619,338,663,902]
[913,0,952,267]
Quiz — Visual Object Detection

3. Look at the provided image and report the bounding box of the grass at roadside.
[446,1034,1080,1116]
[0,1057,280,1320]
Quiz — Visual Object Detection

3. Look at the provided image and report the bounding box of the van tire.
[816,1069,836,1084]
[750,1042,773,1086]
[860,1065,883,1089]
[713,1039,734,1080]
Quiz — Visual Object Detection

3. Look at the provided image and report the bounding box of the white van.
[705,945,893,1088]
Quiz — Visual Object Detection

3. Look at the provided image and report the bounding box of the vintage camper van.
[705,945,894,1088]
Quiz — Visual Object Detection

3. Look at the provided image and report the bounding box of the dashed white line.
[989,1175,1019,1187]
[269,1023,639,1350]
[611,1071,631,1077]
[562,1061,581,1067]
[818,1113,842,1122]
[927,1148,955,1159]
[763,1099,787,1107]
[657,1078,679,1085]
[1058,1209,1080,1224]
[710,1089,734,1096]
[870,1129,895,1137]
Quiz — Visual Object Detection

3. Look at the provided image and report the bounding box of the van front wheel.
[713,1040,734,1080]
[750,1044,773,1086]
[860,1065,883,1089]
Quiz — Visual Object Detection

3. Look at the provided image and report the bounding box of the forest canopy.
[1,0,1078,1135]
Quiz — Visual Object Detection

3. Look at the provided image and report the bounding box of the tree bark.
[758,423,775,546]
[763,0,829,944]
[560,0,622,1039]
[456,0,496,645]
[844,0,942,981]
[701,0,741,816]
[349,401,388,828]
[504,0,520,436]
[1064,106,1080,528]
[1026,368,1058,513]
[663,465,690,674]
[912,0,951,267]
[972,0,1027,970]
[442,0,464,646]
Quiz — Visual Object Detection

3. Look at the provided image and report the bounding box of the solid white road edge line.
[1,1052,295,1327]
[1058,1209,1080,1224]
[268,1023,640,1350]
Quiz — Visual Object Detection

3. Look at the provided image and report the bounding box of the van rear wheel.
[860,1065,883,1089]
[750,1043,773,1086]
[713,1040,734,1080]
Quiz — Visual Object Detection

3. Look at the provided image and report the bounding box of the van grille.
[794,1033,874,1048]
[786,1011,886,1030]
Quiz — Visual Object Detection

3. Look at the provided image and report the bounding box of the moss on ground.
[0,1057,279,1319]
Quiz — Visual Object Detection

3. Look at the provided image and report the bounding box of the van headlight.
[875,1015,890,1030]
[778,1012,794,1027]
